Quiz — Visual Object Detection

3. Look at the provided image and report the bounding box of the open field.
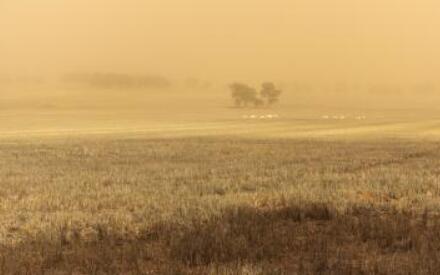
[3,90,440,141]
[2,91,440,274]
[2,135,440,274]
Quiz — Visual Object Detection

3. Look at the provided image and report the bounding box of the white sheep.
[322,115,329,119]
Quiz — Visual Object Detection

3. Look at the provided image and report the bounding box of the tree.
[260,82,282,106]
[253,98,265,108]
[229,83,257,107]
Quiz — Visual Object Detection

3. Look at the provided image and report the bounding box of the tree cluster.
[61,73,171,90]
[230,82,282,108]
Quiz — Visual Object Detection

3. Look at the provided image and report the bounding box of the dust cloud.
[1,0,440,120]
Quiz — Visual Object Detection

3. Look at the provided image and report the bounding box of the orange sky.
[1,0,440,84]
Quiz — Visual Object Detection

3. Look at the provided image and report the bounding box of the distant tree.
[260,82,282,106]
[229,83,257,107]
[253,98,265,108]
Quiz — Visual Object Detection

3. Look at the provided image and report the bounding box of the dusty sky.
[1,0,440,84]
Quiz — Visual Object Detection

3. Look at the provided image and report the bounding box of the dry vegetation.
[1,136,440,274]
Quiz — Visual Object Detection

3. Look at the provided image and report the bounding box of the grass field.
[2,91,440,274]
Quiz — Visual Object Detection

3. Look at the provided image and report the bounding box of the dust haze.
[1,0,440,130]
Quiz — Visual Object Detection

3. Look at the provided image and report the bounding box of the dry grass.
[1,136,440,274]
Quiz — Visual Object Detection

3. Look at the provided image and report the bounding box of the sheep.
[250,115,257,119]
[322,115,329,119]
[355,115,367,120]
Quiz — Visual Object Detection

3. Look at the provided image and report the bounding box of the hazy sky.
[1,0,440,84]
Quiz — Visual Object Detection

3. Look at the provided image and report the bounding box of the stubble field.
[3,136,440,274]
[2,90,440,274]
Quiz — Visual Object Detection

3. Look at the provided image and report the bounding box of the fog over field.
[2,1,440,274]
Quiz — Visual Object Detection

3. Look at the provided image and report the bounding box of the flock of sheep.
[240,114,367,120]
[241,114,280,119]
[321,115,367,120]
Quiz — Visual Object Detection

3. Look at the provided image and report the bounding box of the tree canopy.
[230,82,282,108]
[260,82,282,106]
[230,83,258,107]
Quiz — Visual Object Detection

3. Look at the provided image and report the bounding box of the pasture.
[2,90,440,274]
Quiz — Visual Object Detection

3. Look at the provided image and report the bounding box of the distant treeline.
[61,73,171,90]
[0,74,44,85]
